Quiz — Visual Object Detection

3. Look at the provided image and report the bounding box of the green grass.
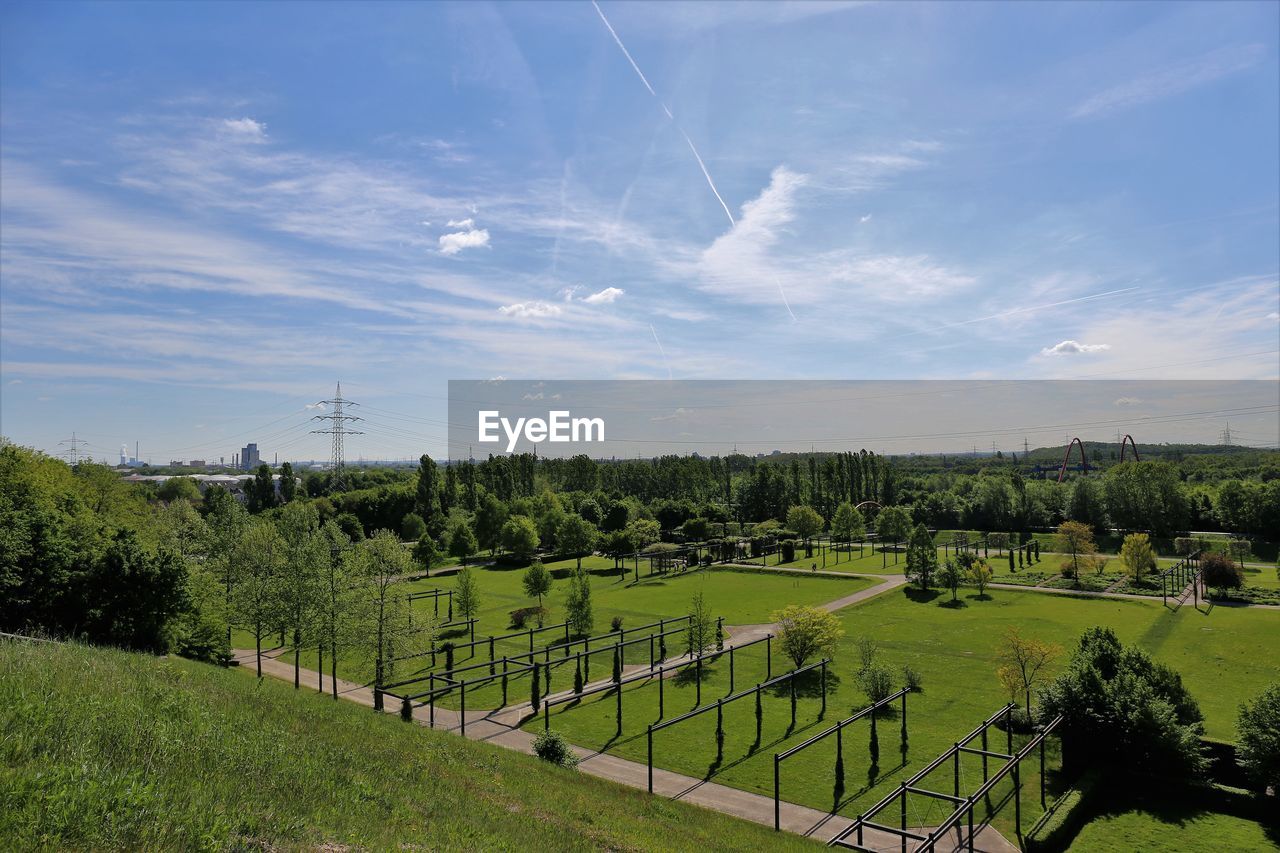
[531,586,1279,840]
[1066,788,1278,851]
[245,563,875,709]
[0,637,818,851]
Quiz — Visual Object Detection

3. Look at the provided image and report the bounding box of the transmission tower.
[58,432,88,465]
[1219,421,1233,446]
[311,383,363,491]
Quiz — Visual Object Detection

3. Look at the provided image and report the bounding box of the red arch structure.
[1119,434,1140,463]
[854,501,882,513]
[1056,437,1089,483]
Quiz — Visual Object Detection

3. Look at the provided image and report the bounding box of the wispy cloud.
[438,226,490,255]
[1071,44,1265,119]
[582,286,625,304]
[221,117,267,140]
[497,301,561,319]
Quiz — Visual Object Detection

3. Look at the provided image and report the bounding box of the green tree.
[279,462,297,503]
[1055,520,1100,581]
[905,523,937,590]
[231,518,286,677]
[415,454,439,531]
[351,530,418,709]
[1201,552,1244,596]
[500,515,540,562]
[830,502,865,543]
[318,520,356,699]
[455,566,480,620]
[1040,626,1205,777]
[875,505,912,546]
[521,560,552,617]
[686,590,714,658]
[772,603,843,669]
[995,628,1059,717]
[1120,532,1156,581]
[276,502,325,688]
[1237,683,1280,794]
[247,464,277,514]
[557,514,598,570]
[412,534,442,576]
[400,512,427,542]
[786,505,824,556]
[937,558,963,603]
[1103,461,1186,536]
[564,568,593,637]
[967,558,993,597]
[157,476,201,504]
[448,518,479,566]
[474,492,509,554]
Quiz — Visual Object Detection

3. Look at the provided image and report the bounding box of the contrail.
[917,286,1140,334]
[592,0,798,321]
[650,323,673,379]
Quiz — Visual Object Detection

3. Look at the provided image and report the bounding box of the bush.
[532,730,579,769]
[858,664,895,705]
[780,540,797,563]
[902,664,924,693]
[1236,683,1280,794]
[509,606,546,630]
[1202,552,1244,594]
[610,615,624,633]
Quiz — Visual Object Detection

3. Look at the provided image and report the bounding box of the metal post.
[650,634,655,670]
[544,699,550,732]
[729,645,736,694]
[696,657,702,706]
[967,798,975,852]
[899,781,908,853]
[821,660,828,716]
[766,635,772,680]
[1006,706,1013,756]
[716,699,723,743]
[489,636,495,675]
[790,677,797,728]
[982,726,989,781]
[773,755,781,831]
[901,690,908,743]
[647,725,654,793]
[470,619,475,643]
[953,742,960,797]
[502,658,509,706]
[460,680,466,737]
[1014,760,1022,836]
[1040,735,1046,808]
[659,665,665,718]
[529,628,534,653]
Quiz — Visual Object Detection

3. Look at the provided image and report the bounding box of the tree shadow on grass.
[966,593,994,602]
[938,597,968,609]
[903,587,942,604]
[671,663,717,688]
[770,668,841,699]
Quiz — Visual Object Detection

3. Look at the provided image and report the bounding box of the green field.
[0,637,819,851]
[238,561,876,707]
[529,584,1279,839]
[1066,787,1279,852]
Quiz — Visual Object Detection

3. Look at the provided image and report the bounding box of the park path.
[231,644,1013,850]
[228,571,1012,848]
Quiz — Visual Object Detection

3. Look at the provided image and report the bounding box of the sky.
[1,0,1278,463]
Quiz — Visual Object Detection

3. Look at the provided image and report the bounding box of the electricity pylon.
[311,383,363,491]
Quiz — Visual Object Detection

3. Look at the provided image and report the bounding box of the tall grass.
[1,637,816,851]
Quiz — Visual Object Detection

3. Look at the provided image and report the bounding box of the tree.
[1201,552,1244,596]
[318,520,356,699]
[500,515,540,562]
[905,523,937,590]
[231,518,286,677]
[1067,477,1108,532]
[773,604,843,669]
[625,518,661,550]
[474,492,508,554]
[1040,627,1205,776]
[686,590,714,658]
[564,568,593,637]
[246,464,277,513]
[400,512,427,542]
[786,505,823,556]
[415,454,439,531]
[987,532,1009,554]
[557,514,598,570]
[448,518,479,566]
[1055,520,1099,581]
[1120,532,1156,581]
[455,566,480,620]
[937,558,963,602]
[875,505,912,546]
[87,529,190,654]
[831,502,866,543]
[279,462,297,503]
[351,530,417,708]
[995,628,1059,716]
[157,476,201,504]
[1229,539,1252,570]
[967,558,992,597]
[1237,683,1280,794]
[412,534,442,576]
[276,501,325,688]
[1103,461,1186,536]
[521,560,552,618]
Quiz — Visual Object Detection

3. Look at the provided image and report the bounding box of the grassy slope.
[1066,787,1279,852]
[0,638,817,851]
[533,586,1280,839]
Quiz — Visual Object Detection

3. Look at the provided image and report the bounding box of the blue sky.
[2,0,1277,462]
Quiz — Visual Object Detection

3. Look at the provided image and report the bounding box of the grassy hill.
[0,637,815,851]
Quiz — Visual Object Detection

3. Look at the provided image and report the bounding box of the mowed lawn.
[529,585,1279,839]
[1067,788,1280,852]
[239,562,875,704]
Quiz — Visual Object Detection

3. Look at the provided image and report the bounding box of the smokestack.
[135,441,139,463]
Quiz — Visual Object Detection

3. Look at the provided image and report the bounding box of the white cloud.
[497,301,561,319]
[447,218,475,229]
[221,117,266,140]
[582,286,624,304]
[438,227,490,255]
[1041,340,1112,356]
[859,214,872,224]
[1114,397,1142,406]
[1071,44,1265,119]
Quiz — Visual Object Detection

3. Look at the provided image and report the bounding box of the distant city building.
[189,459,207,468]
[239,443,261,470]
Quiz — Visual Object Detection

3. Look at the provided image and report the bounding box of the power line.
[58,432,87,465]
[311,382,363,491]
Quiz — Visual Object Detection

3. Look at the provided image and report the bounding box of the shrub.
[781,540,797,563]
[532,730,579,769]
[772,604,844,669]
[902,664,924,693]
[858,664,895,705]
[509,606,546,630]
[1202,552,1244,595]
[1236,683,1280,794]
[610,615,624,633]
